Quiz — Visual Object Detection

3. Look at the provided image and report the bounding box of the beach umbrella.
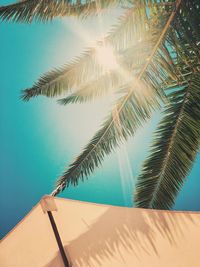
[1,195,200,267]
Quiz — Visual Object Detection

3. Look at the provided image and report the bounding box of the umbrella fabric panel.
[53,198,200,267]
[0,196,200,267]
[0,202,64,267]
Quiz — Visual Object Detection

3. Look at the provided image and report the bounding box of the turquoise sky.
[0,1,200,239]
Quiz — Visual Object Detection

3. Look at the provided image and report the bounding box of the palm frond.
[0,0,124,23]
[21,3,171,101]
[107,1,176,49]
[135,74,200,210]
[57,70,122,104]
[52,2,180,195]
[20,6,143,101]
[134,0,200,209]
[21,50,102,101]
[54,79,161,195]
[57,38,158,105]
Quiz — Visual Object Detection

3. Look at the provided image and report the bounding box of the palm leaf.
[20,6,145,101]
[58,70,123,104]
[52,4,180,195]
[134,74,200,210]
[57,38,158,105]
[21,50,102,101]
[21,3,171,101]
[134,0,200,209]
[0,0,124,23]
[52,79,161,195]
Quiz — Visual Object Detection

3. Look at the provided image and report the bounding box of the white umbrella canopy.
[0,196,200,267]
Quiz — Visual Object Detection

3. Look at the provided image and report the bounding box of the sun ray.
[95,44,118,70]
[117,145,135,206]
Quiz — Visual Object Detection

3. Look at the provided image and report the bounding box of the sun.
[95,45,118,70]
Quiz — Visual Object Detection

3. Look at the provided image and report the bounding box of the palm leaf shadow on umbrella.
[45,207,195,267]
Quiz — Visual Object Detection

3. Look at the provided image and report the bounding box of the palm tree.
[1,0,199,209]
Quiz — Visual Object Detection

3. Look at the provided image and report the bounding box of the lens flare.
[95,45,118,70]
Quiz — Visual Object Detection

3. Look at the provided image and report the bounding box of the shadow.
[45,207,196,267]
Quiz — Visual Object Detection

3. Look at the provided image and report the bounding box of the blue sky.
[0,1,200,239]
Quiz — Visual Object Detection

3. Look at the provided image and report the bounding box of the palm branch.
[57,36,162,105]
[134,0,200,209]
[52,4,178,195]
[0,0,124,23]
[57,70,123,105]
[135,75,200,210]
[21,4,159,101]
[4,0,199,209]
[52,80,162,196]
[22,1,172,102]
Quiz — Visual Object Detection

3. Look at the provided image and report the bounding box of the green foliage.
[135,0,200,209]
[0,0,124,23]
[56,80,161,192]
[135,75,200,209]
[57,71,123,105]
[52,4,174,195]
[20,2,173,101]
[2,0,200,208]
